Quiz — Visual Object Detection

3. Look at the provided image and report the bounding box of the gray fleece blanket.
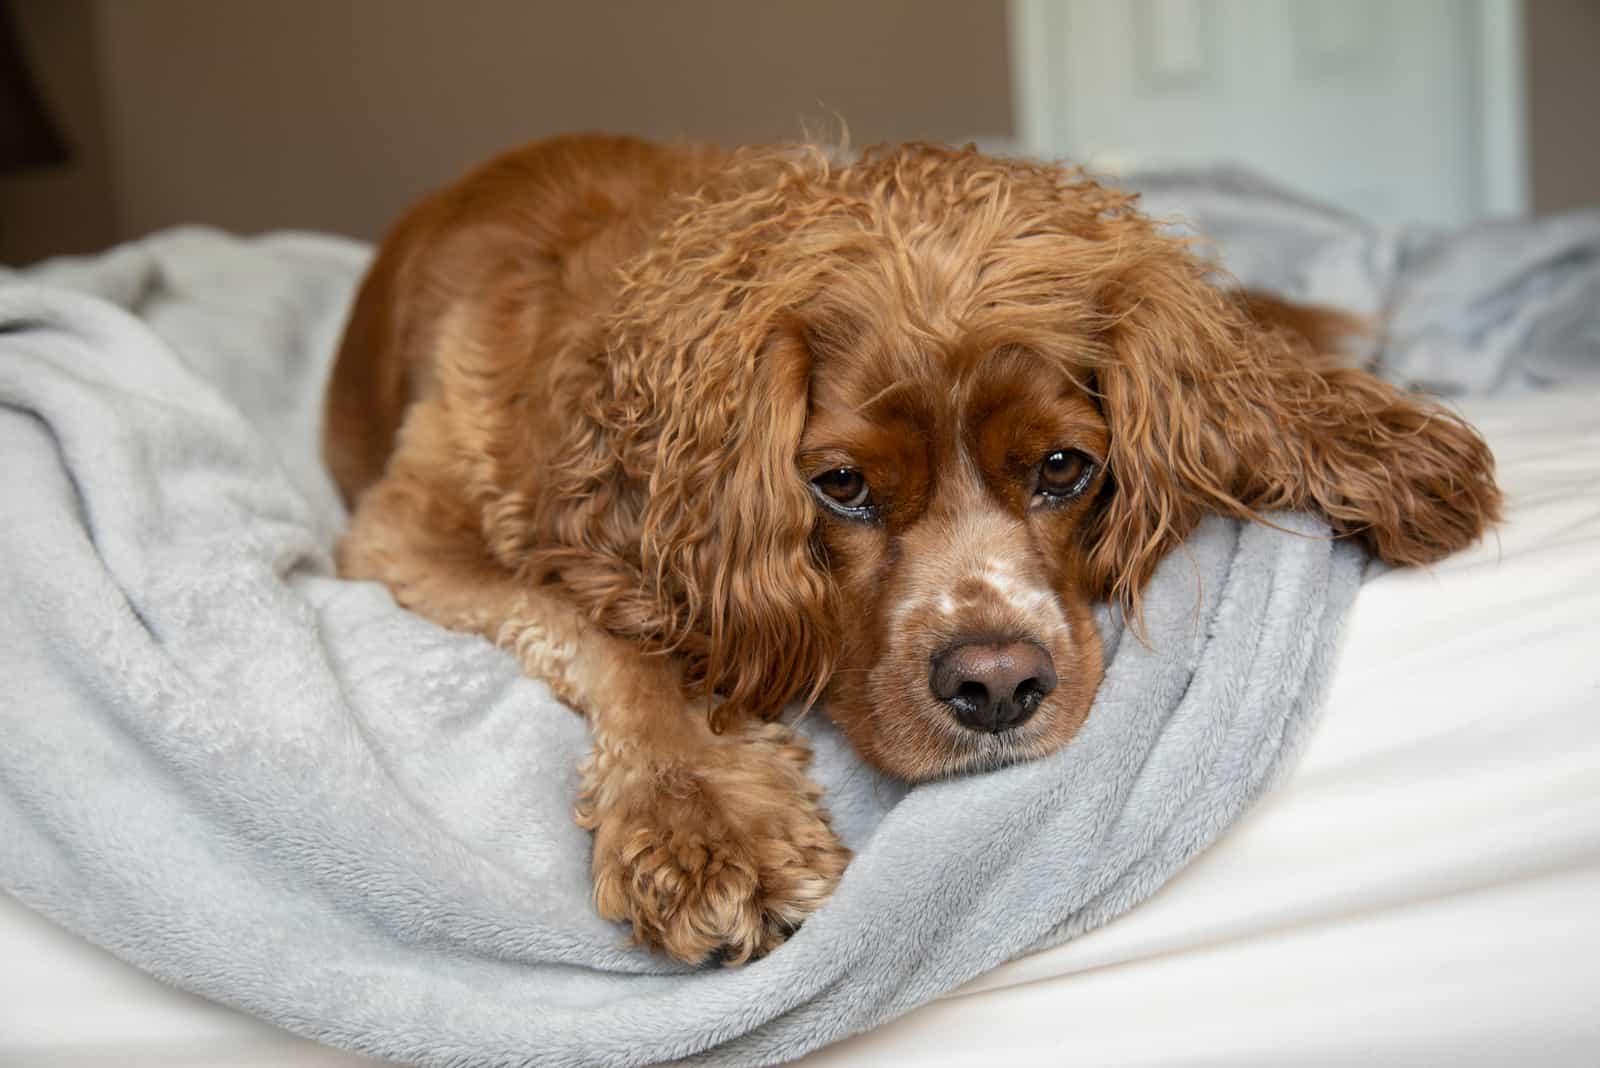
[1128,168,1600,395]
[2,180,1587,1066]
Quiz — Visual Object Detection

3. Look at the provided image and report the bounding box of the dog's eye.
[1034,449,1096,502]
[811,467,875,516]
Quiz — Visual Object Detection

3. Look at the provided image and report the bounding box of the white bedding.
[4,386,1598,1066]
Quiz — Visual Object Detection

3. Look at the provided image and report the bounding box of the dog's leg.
[338,485,849,964]
[567,637,849,965]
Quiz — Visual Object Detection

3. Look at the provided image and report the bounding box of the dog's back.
[323,134,721,505]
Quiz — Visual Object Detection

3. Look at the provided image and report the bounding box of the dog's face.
[800,332,1109,779]
[603,143,1498,783]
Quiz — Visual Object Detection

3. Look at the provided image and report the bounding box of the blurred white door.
[1011,0,1527,226]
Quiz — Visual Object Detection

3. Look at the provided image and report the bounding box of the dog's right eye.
[811,468,876,517]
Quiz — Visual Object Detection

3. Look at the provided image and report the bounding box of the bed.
[3,186,1598,1065]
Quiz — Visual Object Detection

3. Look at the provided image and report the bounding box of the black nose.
[929,639,1057,733]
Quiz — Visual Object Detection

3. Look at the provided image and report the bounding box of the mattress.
[3,385,1598,1066]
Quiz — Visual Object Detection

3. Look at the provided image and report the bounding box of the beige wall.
[1525,0,1600,216]
[5,0,1598,266]
[1,0,1012,262]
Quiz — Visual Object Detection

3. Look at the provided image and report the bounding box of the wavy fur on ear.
[1080,212,1502,613]
[527,150,855,730]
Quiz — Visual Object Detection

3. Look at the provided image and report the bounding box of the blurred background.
[1,0,1596,266]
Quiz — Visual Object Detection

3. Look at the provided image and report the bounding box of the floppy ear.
[1084,234,1501,613]
[596,152,843,730]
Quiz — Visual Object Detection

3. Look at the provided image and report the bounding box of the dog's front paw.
[576,722,849,964]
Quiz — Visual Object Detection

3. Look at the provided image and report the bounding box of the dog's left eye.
[1034,449,1097,502]
[811,467,875,516]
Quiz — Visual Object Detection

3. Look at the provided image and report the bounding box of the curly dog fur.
[324,134,1501,963]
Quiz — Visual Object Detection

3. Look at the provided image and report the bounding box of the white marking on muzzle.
[982,560,1063,624]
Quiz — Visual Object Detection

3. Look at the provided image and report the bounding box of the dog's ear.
[601,153,841,730]
[1083,231,1501,615]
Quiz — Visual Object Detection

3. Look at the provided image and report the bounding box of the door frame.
[1008,0,1529,218]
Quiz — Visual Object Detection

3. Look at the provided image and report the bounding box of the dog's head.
[601,143,1498,781]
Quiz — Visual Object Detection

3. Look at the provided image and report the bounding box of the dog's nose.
[929,639,1057,733]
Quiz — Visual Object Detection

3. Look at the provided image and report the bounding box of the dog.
[323,134,1500,964]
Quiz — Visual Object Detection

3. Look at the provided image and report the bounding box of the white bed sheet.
[4,385,1598,1067]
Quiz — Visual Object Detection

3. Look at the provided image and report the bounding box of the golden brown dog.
[323,134,1500,964]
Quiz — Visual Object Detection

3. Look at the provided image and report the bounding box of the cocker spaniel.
[323,135,1500,964]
